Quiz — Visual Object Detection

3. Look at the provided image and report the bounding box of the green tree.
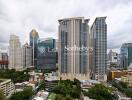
[38,80,45,90]
[0,69,30,83]
[110,63,118,68]
[0,90,5,100]
[52,78,81,99]
[55,94,65,100]
[71,85,80,98]
[87,84,113,100]
[10,92,22,100]
[112,81,132,98]
[10,87,33,100]
[66,94,72,100]
[120,81,128,88]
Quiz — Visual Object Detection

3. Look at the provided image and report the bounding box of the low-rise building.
[33,90,49,100]
[121,75,132,87]
[60,73,90,80]
[15,81,37,91]
[44,74,58,92]
[29,71,45,83]
[107,70,132,80]
[0,79,15,98]
[80,80,100,89]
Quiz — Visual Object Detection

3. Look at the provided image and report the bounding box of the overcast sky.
[0,0,132,52]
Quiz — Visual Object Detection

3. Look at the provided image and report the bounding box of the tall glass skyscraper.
[90,17,107,81]
[37,38,56,70]
[29,29,39,67]
[58,17,89,80]
[120,43,132,69]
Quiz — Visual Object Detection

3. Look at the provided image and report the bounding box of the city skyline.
[0,0,132,52]
[0,1,132,99]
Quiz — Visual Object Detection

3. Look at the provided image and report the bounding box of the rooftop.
[0,79,11,84]
[58,17,89,23]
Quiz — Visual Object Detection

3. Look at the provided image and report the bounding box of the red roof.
[0,60,8,64]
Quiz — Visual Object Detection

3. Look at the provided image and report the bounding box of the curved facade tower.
[58,17,90,80]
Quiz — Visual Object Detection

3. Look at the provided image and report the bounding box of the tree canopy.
[10,87,34,100]
[84,84,113,100]
[0,90,5,100]
[112,81,132,98]
[52,78,81,99]
[0,69,30,83]
[38,80,45,91]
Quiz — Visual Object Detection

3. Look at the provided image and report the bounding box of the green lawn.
[47,93,56,100]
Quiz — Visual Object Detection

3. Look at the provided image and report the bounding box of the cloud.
[0,0,132,51]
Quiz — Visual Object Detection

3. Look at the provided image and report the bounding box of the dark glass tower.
[29,29,39,67]
[37,38,56,70]
[120,43,132,69]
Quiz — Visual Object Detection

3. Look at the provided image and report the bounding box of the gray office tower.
[90,17,107,81]
[58,17,90,80]
[22,43,32,69]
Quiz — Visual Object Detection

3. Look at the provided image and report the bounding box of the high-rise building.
[29,29,39,67]
[90,17,107,81]
[55,39,58,64]
[0,52,8,69]
[108,50,118,63]
[120,43,132,69]
[22,43,32,69]
[107,50,119,69]
[58,17,89,80]
[9,35,23,71]
[37,38,56,70]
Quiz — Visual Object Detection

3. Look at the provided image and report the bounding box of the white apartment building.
[108,50,118,63]
[0,79,15,98]
[9,35,23,71]
[121,75,132,87]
